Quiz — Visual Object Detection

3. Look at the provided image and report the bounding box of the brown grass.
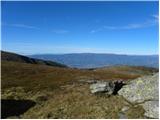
[1,61,157,118]
[2,61,157,92]
[2,84,146,119]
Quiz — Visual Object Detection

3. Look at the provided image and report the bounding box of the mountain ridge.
[1,51,68,68]
[30,52,158,56]
[30,53,159,69]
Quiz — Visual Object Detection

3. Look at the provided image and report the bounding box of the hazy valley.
[30,53,159,68]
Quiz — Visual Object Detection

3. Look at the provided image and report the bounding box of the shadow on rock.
[1,99,36,118]
[113,81,126,95]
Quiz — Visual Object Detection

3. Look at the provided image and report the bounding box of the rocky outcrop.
[118,73,159,118]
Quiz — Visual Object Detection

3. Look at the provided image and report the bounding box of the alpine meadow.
[1,1,159,119]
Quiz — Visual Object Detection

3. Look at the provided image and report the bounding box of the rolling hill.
[30,53,159,68]
[1,51,67,68]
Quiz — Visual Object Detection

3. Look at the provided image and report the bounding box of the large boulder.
[118,73,159,118]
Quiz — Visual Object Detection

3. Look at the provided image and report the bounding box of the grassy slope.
[1,51,67,68]
[1,61,158,119]
[2,61,158,92]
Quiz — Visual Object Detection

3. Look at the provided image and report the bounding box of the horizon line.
[29,52,159,56]
[2,50,159,56]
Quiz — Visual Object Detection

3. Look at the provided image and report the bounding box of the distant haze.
[30,53,159,68]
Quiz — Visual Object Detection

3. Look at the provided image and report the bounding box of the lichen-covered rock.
[118,73,158,102]
[141,100,159,118]
[118,73,159,118]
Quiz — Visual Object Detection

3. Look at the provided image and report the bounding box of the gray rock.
[90,80,125,95]
[118,73,159,118]
[121,106,129,112]
[141,100,159,119]
[118,112,128,119]
[90,81,115,94]
[118,73,159,102]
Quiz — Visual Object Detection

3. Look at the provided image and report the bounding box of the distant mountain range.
[1,51,67,68]
[30,53,159,68]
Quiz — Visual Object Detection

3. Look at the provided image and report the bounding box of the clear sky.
[1,1,159,55]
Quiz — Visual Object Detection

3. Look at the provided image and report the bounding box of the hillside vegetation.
[2,61,158,92]
[1,51,159,119]
[1,51,67,68]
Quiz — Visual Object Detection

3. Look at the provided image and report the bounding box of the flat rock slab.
[118,73,159,118]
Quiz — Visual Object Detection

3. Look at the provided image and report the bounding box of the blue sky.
[1,1,159,55]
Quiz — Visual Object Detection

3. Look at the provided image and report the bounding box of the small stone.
[118,112,128,119]
[121,106,129,112]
